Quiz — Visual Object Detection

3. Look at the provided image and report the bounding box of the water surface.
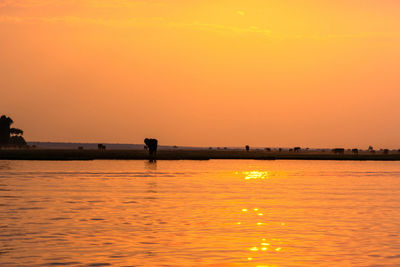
[1,160,400,266]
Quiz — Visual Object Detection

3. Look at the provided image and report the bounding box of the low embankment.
[0,149,400,161]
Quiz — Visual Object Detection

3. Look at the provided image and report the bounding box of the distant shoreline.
[1,149,400,161]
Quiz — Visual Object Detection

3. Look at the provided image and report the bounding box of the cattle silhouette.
[98,144,106,151]
[332,148,345,154]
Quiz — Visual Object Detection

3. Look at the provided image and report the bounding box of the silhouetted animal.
[294,147,301,152]
[98,144,106,151]
[144,138,158,158]
[352,148,359,154]
[264,148,271,151]
[332,148,345,154]
[245,145,250,151]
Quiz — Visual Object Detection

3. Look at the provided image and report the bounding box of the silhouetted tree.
[0,115,26,148]
[383,149,389,155]
[368,146,374,152]
[10,128,23,135]
[0,115,13,146]
[10,135,27,147]
[144,138,158,159]
[245,145,250,151]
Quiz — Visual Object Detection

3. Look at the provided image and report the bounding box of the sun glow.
[1,1,399,147]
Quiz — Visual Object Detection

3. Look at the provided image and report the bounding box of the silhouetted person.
[245,145,250,151]
[144,138,158,160]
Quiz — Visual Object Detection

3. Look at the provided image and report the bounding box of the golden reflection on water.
[1,160,400,266]
[244,171,268,180]
[243,170,287,181]
[238,169,290,263]
[237,204,286,263]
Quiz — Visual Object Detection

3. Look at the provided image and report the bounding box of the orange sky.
[1,0,400,148]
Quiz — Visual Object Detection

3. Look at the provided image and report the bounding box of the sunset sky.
[1,0,399,148]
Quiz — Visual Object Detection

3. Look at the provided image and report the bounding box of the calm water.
[1,160,400,266]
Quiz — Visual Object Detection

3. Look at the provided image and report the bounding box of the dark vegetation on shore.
[1,149,400,161]
[1,114,399,161]
[0,115,27,148]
